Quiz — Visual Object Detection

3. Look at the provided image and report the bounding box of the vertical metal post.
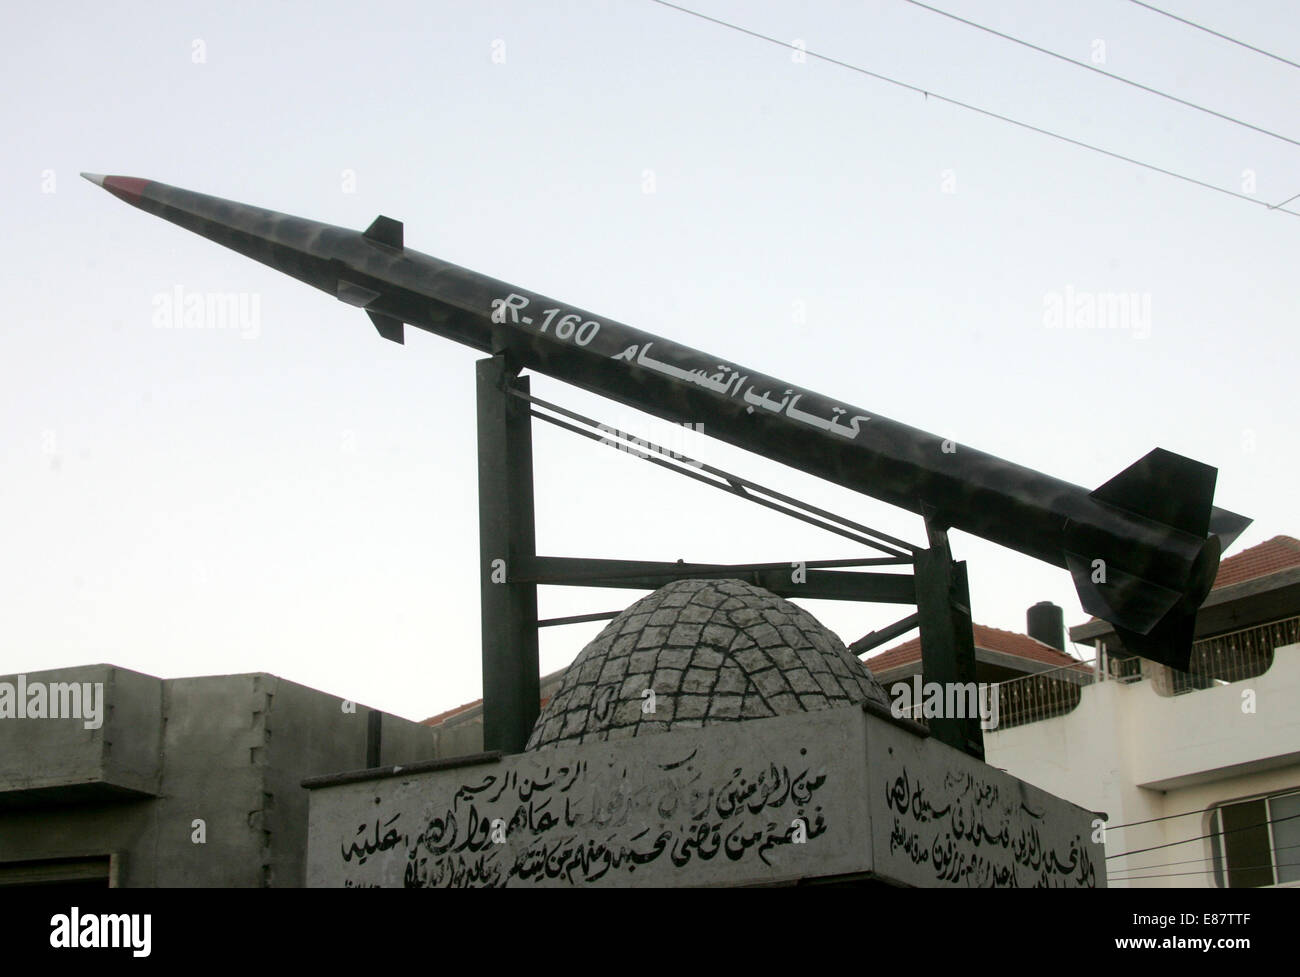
[914,515,985,760]
[477,354,540,754]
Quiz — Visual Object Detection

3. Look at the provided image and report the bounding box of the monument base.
[305,704,1103,888]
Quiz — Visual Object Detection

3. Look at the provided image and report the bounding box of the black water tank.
[1027,601,1065,651]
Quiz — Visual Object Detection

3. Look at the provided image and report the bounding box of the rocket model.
[83,174,1249,670]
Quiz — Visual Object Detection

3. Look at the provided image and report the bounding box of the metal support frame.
[516,387,914,557]
[514,556,917,603]
[475,358,984,760]
[477,354,541,754]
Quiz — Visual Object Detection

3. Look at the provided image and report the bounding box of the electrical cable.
[902,0,1300,150]
[645,1,1300,217]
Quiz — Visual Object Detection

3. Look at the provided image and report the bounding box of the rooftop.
[1209,535,1300,589]
[861,622,1083,674]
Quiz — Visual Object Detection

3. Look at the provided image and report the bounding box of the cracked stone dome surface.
[525,578,890,751]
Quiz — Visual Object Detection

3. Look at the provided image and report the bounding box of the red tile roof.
[1211,535,1300,589]
[421,701,479,727]
[863,623,1084,673]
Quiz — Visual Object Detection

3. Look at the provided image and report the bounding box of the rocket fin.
[1066,530,1221,669]
[1090,447,1216,538]
[1209,506,1252,551]
[364,215,403,250]
[367,310,404,344]
[1065,550,1182,636]
[1066,549,1196,669]
[1112,615,1197,672]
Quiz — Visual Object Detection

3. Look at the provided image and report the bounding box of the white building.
[983,535,1300,888]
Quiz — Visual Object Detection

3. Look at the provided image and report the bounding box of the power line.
[1106,839,1300,879]
[645,0,1300,219]
[1271,190,1300,210]
[1105,809,1300,860]
[1107,859,1300,883]
[1108,792,1300,831]
[902,0,1300,150]
[1105,806,1214,831]
[1129,0,1300,72]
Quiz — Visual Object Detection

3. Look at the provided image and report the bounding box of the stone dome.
[525,578,890,751]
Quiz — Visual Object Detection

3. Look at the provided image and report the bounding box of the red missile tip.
[81,173,151,206]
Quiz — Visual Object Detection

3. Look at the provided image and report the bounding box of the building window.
[1211,790,1300,887]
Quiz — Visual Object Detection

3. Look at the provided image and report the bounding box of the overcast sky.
[3,0,1296,722]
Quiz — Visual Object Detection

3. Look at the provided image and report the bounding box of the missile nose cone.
[81,173,151,206]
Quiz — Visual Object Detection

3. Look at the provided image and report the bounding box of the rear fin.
[1065,550,1181,636]
[1067,533,1220,670]
[1209,506,1252,551]
[367,310,404,344]
[1090,448,1216,538]
[364,215,403,250]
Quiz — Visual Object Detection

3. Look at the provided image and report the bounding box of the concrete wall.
[430,713,487,759]
[986,643,1300,888]
[0,665,439,887]
[307,704,1103,888]
[0,665,162,799]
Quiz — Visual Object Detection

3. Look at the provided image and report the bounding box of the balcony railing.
[889,660,1094,731]
[1158,614,1298,696]
[990,661,1095,730]
[885,615,1298,732]
[986,614,1299,727]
